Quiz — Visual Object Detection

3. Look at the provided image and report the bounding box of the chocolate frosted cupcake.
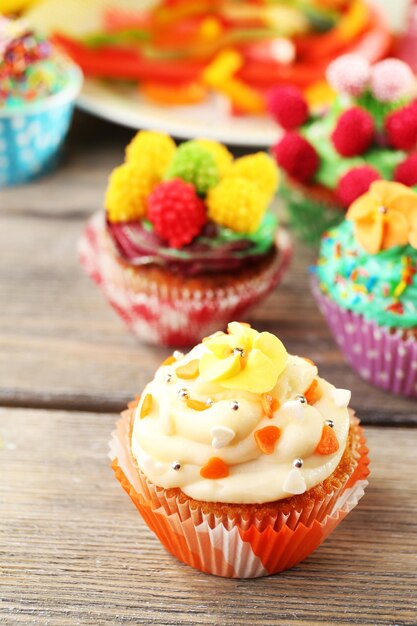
[79,131,291,346]
[110,322,369,578]
[271,55,417,245]
[313,181,417,399]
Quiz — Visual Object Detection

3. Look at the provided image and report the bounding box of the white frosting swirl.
[131,344,350,504]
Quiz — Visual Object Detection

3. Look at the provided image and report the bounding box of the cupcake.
[271,55,417,245]
[79,131,291,347]
[312,180,417,399]
[0,17,82,186]
[110,322,369,578]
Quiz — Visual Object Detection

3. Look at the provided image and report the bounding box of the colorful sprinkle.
[261,393,280,419]
[162,355,177,366]
[304,379,322,405]
[254,425,281,455]
[186,398,210,411]
[200,457,229,479]
[315,425,339,455]
[140,393,153,419]
[175,359,200,380]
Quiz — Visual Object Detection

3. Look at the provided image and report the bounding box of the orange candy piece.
[261,393,280,418]
[140,393,153,419]
[142,81,207,106]
[162,355,176,366]
[176,359,200,380]
[200,457,229,479]
[304,379,322,405]
[254,425,281,455]
[186,398,209,411]
[315,425,339,455]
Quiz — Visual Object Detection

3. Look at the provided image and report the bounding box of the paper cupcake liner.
[281,179,345,247]
[0,64,82,187]
[110,409,369,578]
[312,279,417,399]
[78,213,292,347]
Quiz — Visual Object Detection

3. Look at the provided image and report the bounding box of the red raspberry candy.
[394,153,417,186]
[385,101,417,151]
[147,179,207,248]
[336,165,381,207]
[267,85,308,130]
[272,132,319,183]
[331,107,375,157]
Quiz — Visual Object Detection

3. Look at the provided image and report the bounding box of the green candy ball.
[164,141,219,195]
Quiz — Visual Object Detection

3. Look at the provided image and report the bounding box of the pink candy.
[326,54,371,97]
[370,58,415,103]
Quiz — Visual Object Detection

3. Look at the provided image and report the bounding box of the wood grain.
[1,407,416,626]
[0,111,416,422]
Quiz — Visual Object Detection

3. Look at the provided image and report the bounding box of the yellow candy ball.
[228,152,279,201]
[105,162,157,223]
[125,130,176,177]
[207,176,268,234]
[195,138,233,177]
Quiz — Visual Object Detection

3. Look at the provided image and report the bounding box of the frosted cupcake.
[271,55,417,245]
[79,131,291,347]
[0,17,82,186]
[313,181,417,399]
[110,322,369,577]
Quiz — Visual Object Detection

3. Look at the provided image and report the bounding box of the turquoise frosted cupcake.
[313,181,417,399]
[0,17,82,186]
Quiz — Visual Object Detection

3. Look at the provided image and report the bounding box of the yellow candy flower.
[195,138,233,177]
[347,181,417,254]
[105,162,157,223]
[228,152,280,201]
[207,176,268,233]
[199,322,288,394]
[125,131,176,178]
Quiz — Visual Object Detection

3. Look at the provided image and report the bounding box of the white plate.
[77,78,281,147]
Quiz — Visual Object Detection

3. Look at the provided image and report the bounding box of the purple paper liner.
[311,279,417,400]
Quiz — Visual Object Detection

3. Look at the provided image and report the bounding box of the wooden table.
[1,112,416,625]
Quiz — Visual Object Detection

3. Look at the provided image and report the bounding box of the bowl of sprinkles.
[0,17,82,186]
[313,180,417,399]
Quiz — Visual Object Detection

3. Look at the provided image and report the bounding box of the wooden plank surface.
[0,112,416,424]
[1,407,416,626]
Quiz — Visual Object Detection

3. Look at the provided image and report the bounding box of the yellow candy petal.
[370,180,415,205]
[391,195,417,224]
[253,332,287,376]
[353,216,384,254]
[409,229,417,249]
[382,210,410,250]
[199,353,242,382]
[203,336,234,358]
[346,193,375,221]
[220,349,278,393]
[227,322,258,346]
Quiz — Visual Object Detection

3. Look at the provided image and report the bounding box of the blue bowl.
[0,64,83,187]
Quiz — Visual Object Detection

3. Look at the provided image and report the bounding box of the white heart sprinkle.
[281,399,305,420]
[331,388,351,408]
[283,468,306,495]
[210,426,236,450]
